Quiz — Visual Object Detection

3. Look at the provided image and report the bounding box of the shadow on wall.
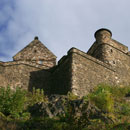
[28,69,52,95]
[28,64,71,95]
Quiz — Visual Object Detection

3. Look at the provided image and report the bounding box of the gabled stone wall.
[13,37,56,68]
[0,37,56,92]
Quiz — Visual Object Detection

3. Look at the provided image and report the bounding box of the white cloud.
[0,0,130,61]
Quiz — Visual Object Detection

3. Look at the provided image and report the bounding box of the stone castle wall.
[69,48,117,96]
[49,29,130,97]
[0,61,51,93]
[87,29,130,86]
[0,37,56,93]
[51,47,130,97]
[50,55,72,95]
[0,28,130,97]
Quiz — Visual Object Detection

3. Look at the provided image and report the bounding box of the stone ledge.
[0,61,50,69]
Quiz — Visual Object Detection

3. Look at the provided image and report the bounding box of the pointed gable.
[13,37,56,61]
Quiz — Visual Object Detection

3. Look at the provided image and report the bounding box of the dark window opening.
[113,61,115,64]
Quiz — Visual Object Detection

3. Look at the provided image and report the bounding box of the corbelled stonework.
[0,28,130,96]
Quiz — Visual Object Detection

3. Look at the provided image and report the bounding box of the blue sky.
[0,0,130,61]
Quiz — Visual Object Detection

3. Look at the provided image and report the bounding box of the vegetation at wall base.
[0,84,130,130]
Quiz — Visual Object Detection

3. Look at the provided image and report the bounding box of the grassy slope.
[0,84,130,130]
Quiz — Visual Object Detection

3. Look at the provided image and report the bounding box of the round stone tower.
[93,28,115,65]
[88,28,128,66]
[88,28,118,66]
[94,28,112,43]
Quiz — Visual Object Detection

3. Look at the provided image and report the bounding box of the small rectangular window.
[38,61,43,65]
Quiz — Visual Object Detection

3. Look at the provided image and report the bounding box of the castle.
[0,28,130,97]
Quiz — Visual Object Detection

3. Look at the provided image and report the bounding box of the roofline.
[13,39,57,59]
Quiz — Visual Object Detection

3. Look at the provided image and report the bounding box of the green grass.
[0,84,130,130]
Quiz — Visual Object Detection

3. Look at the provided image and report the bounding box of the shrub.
[0,86,27,118]
[0,86,46,119]
[89,84,114,112]
[120,103,130,116]
[109,85,130,100]
[26,87,46,106]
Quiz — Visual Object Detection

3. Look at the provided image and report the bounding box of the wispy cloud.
[0,0,130,61]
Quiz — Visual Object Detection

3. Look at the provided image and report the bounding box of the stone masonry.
[0,29,130,96]
[0,37,56,92]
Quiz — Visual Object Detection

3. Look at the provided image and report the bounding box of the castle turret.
[87,28,129,66]
[94,28,112,43]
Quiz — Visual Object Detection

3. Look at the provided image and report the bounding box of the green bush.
[26,87,46,106]
[89,84,114,112]
[120,103,130,116]
[109,85,130,99]
[0,86,46,119]
[0,86,27,118]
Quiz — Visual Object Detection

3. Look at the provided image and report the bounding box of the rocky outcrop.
[28,95,115,124]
